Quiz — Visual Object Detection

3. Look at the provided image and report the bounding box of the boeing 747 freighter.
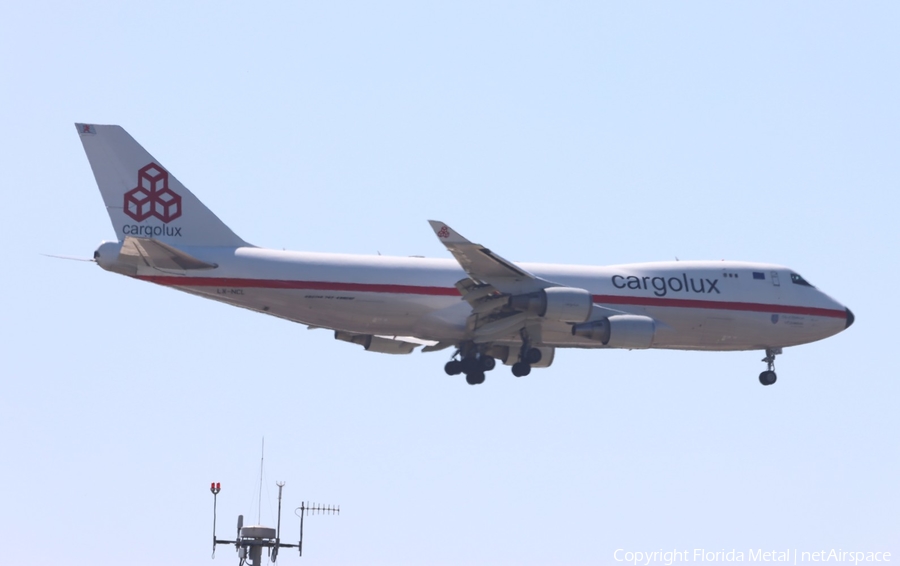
[75,124,854,386]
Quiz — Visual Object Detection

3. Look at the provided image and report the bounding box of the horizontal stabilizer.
[119,237,218,271]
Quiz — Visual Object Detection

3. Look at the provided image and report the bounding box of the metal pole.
[212,492,217,553]
[210,482,222,556]
[299,503,305,557]
[258,438,265,525]
[276,482,284,543]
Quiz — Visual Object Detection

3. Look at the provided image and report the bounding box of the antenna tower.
[210,481,339,565]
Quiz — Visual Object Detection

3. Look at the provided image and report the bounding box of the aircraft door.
[771,271,780,286]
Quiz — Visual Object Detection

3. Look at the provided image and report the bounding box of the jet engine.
[571,314,656,349]
[509,287,592,323]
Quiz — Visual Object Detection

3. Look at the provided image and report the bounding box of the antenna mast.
[210,480,339,565]
[257,438,264,525]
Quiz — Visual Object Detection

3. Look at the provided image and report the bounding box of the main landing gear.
[443,338,544,385]
[511,346,542,378]
[759,347,781,386]
[445,347,496,386]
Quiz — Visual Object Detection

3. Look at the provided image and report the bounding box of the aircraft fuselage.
[96,244,850,352]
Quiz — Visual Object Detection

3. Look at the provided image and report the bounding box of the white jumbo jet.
[75,123,854,386]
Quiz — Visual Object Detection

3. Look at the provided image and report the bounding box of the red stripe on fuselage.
[135,276,846,319]
[135,275,460,296]
[590,294,843,319]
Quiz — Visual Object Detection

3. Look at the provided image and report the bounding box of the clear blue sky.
[1,2,897,565]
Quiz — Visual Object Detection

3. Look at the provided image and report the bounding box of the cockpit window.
[790,273,814,287]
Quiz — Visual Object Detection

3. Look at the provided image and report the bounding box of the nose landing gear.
[759,348,781,386]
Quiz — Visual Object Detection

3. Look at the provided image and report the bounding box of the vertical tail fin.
[76,123,249,247]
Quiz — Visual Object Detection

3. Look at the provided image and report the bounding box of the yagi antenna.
[210,481,339,565]
[294,502,340,557]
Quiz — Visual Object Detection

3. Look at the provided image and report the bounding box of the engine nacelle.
[509,287,592,323]
[334,331,417,354]
[571,315,656,349]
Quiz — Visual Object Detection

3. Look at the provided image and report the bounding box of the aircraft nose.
[845,308,855,329]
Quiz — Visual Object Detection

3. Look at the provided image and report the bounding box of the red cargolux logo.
[437,226,450,238]
[123,163,182,223]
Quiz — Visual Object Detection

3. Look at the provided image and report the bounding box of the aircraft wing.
[429,221,633,346]
[427,220,552,296]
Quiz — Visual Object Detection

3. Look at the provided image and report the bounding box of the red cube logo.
[123,163,182,224]
[124,187,153,221]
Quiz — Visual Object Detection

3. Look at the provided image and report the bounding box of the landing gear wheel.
[465,371,486,385]
[479,355,496,371]
[461,356,479,374]
[759,348,781,386]
[524,348,542,365]
[758,370,777,386]
[445,360,462,376]
[511,362,531,377]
